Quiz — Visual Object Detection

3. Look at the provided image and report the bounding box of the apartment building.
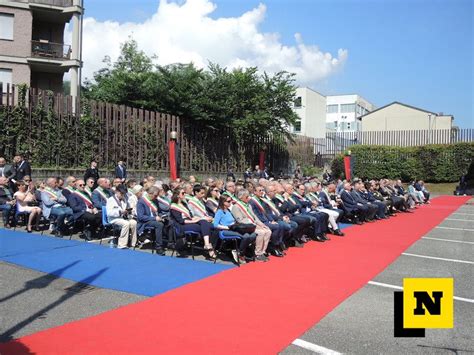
[326,94,375,132]
[292,87,327,139]
[0,0,83,96]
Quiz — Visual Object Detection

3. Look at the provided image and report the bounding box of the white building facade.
[292,87,327,139]
[326,94,375,132]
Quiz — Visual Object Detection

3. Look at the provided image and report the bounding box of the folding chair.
[41,214,57,236]
[168,219,201,259]
[134,225,156,253]
[214,230,241,267]
[100,207,120,245]
[13,207,29,231]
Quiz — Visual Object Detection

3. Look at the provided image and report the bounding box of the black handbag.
[229,223,256,234]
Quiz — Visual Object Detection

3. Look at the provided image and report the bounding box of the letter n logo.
[413,291,443,315]
[403,278,453,329]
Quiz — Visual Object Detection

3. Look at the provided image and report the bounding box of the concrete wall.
[361,103,453,131]
[0,6,32,58]
[302,88,326,139]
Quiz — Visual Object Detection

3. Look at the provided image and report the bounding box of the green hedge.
[330,143,474,182]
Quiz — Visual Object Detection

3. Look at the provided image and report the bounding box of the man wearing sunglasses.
[68,179,102,241]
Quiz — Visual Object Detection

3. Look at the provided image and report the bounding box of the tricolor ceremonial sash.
[44,187,57,199]
[65,186,76,193]
[262,197,280,216]
[287,195,298,205]
[234,199,256,223]
[274,194,285,203]
[157,196,170,208]
[207,198,218,208]
[223,191,237,203]
[184,194,193,201]
[171,203,192,219]
[250,196,266,212]
[307,192,319,203]
[187,197,208,216]
[73,190,94,208]
[94,187,109,201]
[85,187,92,197]
[292,192,305,201]
[143,196,158,214]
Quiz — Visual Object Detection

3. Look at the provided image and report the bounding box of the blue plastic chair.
[100,207,120,245]
[169,220,201,260]
[135,224,157,253]
[214,230,241,266]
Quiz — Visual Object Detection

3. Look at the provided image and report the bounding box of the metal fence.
[2,84,471,172]
[0,85,315,174]
[313,128,474,160]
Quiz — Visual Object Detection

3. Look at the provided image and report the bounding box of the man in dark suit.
[284,183,328,242]
[250,186,285,256]
[351,181,378,221]
[340,182,368,223]
[358,182,387,219]
[136,186,165,255]
[270,183,312,246]
[91,178,112,210]
[0,157,13,179]
[115,160,127,183]
[9,154,32,189]
[84,160,100,189]
[67,179,102,241]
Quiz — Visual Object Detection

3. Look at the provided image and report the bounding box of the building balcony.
[15,0,73,7]
[31,40,71,60]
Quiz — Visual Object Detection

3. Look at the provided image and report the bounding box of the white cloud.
[68,0,347,85]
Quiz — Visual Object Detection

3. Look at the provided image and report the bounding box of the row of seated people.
[0,174,429,263]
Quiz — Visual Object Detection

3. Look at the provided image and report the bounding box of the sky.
[77,0,473,128]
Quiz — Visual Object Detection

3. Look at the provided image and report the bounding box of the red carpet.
[1,196,469,354]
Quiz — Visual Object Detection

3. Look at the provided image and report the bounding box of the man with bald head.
[41,177,73,236]
[92,178,112,210]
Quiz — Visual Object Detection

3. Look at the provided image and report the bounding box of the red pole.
[169,139,177,180]
[343,155,351,181]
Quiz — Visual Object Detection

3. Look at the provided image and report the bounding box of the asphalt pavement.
[281,198,474,354]
[1,197,472,353]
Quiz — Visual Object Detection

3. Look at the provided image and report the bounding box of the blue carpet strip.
[0,229,233,297]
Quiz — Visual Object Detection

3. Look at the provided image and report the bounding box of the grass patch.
[424,182,457,195]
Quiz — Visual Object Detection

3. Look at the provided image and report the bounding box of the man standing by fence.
[84,160,100,189]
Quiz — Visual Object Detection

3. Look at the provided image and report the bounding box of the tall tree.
[84,39,299,138]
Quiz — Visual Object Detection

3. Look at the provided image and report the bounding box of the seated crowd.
[0,160,431,263]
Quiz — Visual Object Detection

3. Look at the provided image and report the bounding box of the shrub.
[329,143,474,182]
